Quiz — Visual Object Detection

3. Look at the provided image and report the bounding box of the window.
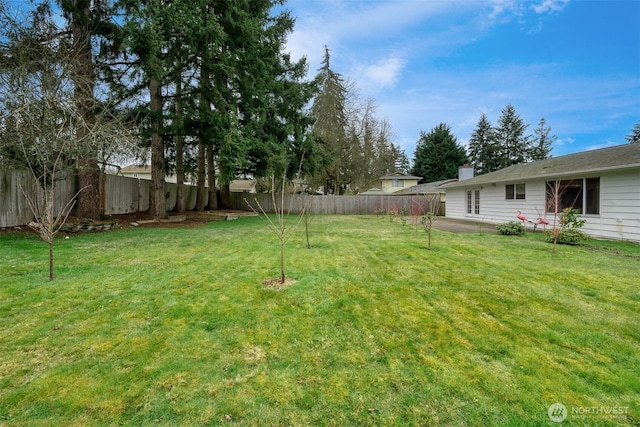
[585,178,599,214]
[546,178,599,215]
[506,183,526,200]
[474,190,480,214]
[392,179,404,188]
[466,190,472,214]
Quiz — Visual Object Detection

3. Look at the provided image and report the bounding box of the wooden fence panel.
[0,169,78,228]
[228,193,445,216]
[0,169,35,228]
[104,174,139,215]
[185,186,198,211]
[138,180,150,212]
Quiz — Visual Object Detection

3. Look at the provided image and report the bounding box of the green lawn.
[1,215,638,426]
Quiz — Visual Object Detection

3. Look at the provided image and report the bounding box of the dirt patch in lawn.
[0,210,258,235]
[262,277,297,290]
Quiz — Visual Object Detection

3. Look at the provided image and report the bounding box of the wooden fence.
[0,168,204,228]
[1,168,443,228]
[232,192,445,216]
[0,169,78,229]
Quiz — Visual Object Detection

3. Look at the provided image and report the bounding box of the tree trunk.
[280,240,285,284]
[175,77,185,213]
[149,77,167,219]
[207,144,217,209]
[196,141,206,211]
[77,158,101,219]
[71,0,100,220]
[49,240,54,282]
[175,140,185,213]
[218,160,231,208]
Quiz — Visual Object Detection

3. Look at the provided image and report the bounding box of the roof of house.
[358,188,386,195]
[444,143,640,188]
[379,173,422,180]
[120,164,151,173]
[229,179,257,192]
[394,179,457,195]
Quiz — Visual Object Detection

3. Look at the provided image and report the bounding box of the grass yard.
[0,215,639,426]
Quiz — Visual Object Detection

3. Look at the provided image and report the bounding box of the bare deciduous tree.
[420,194,441,250]
[245,174,305,285]
[0,18,134,280]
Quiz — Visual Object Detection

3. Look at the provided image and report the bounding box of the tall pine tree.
[494,104,531,169]
[411,123,468,183]
[310,46,349,194]
[530,117,555,160]
[467,113,497,175]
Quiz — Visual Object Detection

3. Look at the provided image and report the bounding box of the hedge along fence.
[232,192,445,216]
[0,168,203,228]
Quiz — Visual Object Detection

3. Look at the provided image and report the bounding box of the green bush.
[496,221,525,236]
[546,228,590,245]
[545,207,589,246]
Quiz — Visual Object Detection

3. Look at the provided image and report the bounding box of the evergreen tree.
[310,46,349,194]
[625,122,640,143]
[494,104,531,169]
[530,117,555,160]
[117,0,179,219]
[411,123,468,183]
[467,113,498,175]
[233,2,318,188]
[394,150,411,175]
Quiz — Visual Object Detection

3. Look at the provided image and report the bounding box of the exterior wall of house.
[380,178,420,193]
[445,167,640,242]
[585,168,640,242]
[445,180,548,224]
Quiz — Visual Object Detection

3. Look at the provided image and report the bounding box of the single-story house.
[379,173,422,193]
[394,178,458,197]
[229,179,257,193]
[442,143,640,242]
[119,164,152,180]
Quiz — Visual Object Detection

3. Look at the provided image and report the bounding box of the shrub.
[547,228,590,245]
[546,208,589,246]
[496,221,525,236]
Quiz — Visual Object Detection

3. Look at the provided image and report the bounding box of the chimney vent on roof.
[458,164,474,181]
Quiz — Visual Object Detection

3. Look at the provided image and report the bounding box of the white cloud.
[531,0,570,14]
[556,137,575,147]
[284,27,332,72]
[488,0,521,20]
[357,57,406,91]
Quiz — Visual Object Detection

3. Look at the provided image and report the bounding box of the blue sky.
[282,0,640,158]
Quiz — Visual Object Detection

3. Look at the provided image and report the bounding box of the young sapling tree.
[246,173,304,285]
[420,194,441,250]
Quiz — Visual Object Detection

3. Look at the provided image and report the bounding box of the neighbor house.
[442,144,640,242]
[229,179,257,193]
[119,164,152,181]
[393,178,460,216]
[379,173,422,193]
[119,164,197,185]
